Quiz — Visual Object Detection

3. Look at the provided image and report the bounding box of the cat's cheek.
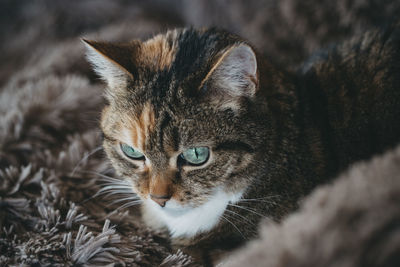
[171,187,207,206]
[174,185,216,207]
[175,177,209,204]
[123,174,149,198]
[138,179,150,199]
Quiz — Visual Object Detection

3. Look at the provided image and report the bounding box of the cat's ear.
[200,44,258,106]
[82,39,139,89]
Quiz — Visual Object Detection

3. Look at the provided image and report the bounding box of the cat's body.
[84,24,400,263]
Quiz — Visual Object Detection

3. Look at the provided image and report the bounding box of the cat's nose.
[150,194,171,207]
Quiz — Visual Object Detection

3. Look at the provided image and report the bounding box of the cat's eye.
[120,143,145,160]
[180,147,210,166]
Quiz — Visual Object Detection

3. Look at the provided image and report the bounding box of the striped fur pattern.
[85,26,400,263]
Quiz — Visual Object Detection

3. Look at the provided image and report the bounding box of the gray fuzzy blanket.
[1,1,399,266]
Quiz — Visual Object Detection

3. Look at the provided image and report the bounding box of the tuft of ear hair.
[200,44,258,103]
[82,39,139,91]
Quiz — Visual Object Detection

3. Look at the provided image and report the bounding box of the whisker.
[240,195,281,201]
[97,185,132,193]
[79,176,132,204]
[220,214,246,240]
[79,171,137,193]
[80,188,133,205]
[80,189,123,204]
[98,181,131,187]
[115,200,143,211]
[225,209,256,227]
[77,170,121,182]
[99,178,127,184]
[238,199,278,205]
[228,203,271,221]
[94,188,133,198]
[71,146,103,176]
[239,198,277,202]
[97,189,134,198]
[89,182,133,200]
[108,196,141,206]
[238,195,281,207]
[96,178,130,185]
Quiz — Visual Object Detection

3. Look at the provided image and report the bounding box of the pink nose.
[150,194,171,207]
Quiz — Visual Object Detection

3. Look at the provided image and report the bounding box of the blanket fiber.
[0,1,399,266]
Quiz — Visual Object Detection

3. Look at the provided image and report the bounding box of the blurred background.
[1,0,399,87]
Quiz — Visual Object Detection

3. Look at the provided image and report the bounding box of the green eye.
[120,143,145,160]
[180,147,210,165]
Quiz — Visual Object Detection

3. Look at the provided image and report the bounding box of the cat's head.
[84,28,269,236]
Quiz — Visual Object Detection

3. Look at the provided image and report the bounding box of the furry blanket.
[1,1,399,266]
[224,145,400,267]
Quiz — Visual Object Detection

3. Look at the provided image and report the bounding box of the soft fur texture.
[83,23,400,265]
[1,1,399,266]
[223,145,400,267]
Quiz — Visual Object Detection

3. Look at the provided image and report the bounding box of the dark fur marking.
[215,141,255,153]
[159,112,172,153]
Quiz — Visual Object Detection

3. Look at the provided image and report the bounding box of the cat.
[83,25,400,264]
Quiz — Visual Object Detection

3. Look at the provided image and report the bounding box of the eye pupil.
[120,143,145,160]
[180,147,209,166]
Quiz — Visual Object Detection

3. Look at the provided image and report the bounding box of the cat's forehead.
[134,28,241,84]
[85,27,250,107]
[138,30,180,72]
[92,27,255,139]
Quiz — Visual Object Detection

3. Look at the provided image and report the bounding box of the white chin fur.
[143,187,243,238]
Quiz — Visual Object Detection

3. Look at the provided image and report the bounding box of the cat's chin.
[142,187,244,238]
[149,198,193,216]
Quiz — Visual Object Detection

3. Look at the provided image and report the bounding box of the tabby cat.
[84,25,400,263]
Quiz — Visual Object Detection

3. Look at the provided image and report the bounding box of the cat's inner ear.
[201,44,258,100]
[83,39,139,89]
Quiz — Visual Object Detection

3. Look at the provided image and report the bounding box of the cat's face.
[85,28,267,237]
